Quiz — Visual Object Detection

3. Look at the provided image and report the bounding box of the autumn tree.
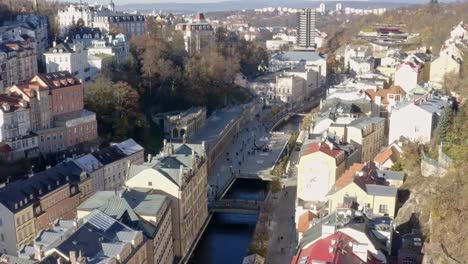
[85,75,144,141]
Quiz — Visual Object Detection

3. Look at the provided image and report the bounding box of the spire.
[33,0,38,12]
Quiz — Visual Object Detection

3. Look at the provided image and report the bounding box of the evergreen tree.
[436,105,454,142]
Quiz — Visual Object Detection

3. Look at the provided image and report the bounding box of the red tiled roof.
[0,93,27,113]
[0,143,12,153]
[374,146,401,164]
[398,61,420,72]
[335,163,365,187]
[293,231,365,264]
[195,13,205,20]
[365,85,406,105]
[302,142,343,158]
[297,211,318,233]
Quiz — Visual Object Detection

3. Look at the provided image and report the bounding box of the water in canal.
[273,114,304,133]
[190,178,267,264]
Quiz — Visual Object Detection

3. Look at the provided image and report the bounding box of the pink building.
[8,71,98,154]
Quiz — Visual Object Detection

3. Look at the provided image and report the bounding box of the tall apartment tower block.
[296,8,319,49]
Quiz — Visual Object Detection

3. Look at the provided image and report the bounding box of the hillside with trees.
[85,23,266,152]
[323,2,468,55]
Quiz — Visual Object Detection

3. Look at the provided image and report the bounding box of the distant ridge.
[117,0,416,13]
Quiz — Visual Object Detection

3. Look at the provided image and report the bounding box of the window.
[148,181,152,186]
[0,234,4,241]
[379,204,388,214]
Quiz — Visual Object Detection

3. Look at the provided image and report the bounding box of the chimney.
[69,251,77,264]
[179,165,184,179]
[191,149,196,167]
[201,141,206,157]
[34,244,43,261]
[53,40,56,47]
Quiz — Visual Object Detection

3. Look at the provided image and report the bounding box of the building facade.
[345,117,386,163]
[21,211,148,264]
[77,189,174,264]
[388,94,446,144]
[7,72,98,155]
[327,163,398,217]
[296,8,319,49]
[57,4,96,36]
[73,138,144,191]
[43,42,90,83]
[125,142,208,260]
[0,92,39,161]
[93,14,146,37]
[269,51,327,87]
[0,40,38,92]
[175,13,214,54]
[0,162,91,255]
[155,107,207,142]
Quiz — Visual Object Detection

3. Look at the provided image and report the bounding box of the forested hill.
[324,2,468,55]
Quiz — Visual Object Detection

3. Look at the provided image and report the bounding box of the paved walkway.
[208,107,290,200]
[265,148,301,264]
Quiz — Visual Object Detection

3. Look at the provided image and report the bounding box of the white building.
[394,61,422,93]
[43,41,90,83]
[175,13,214,54]
[266,40,290,51]
[344,45,372,72]
[68,26,103,48]
[57,4,96,36]
[73,138,144,191]
[0,92,39,161]
[87,33,129,63]
[269,51,327,86]
[250,67,320,105]
[318,3,326,13]
[388,94,447,144]
[92,13,146,37]
[349,56,374,75]
[449,21,467,43]
[336,3,343,11]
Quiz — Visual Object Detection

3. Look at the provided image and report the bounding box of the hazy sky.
[87,0,231,3]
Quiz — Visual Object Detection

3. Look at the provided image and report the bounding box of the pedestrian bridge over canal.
[209,199,264,214]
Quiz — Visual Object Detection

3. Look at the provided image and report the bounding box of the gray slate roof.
[54,211,140,263]
[377,170,405,181]
[365,184,398,197]
[348,116,385,130]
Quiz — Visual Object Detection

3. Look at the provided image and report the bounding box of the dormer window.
[19,201,23,207]
[38,189,42,195]
[24,198,27,204]
[29,194,33,199]
[76,34,80,39]
[14,203,18,209]
[56,180,60,185]
[48,185,51,190]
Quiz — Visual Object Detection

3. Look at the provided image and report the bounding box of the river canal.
[191,114,304,264]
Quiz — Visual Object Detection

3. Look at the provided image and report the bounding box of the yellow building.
[125,142,208,260]
[327,163,398,217]
[346,117,386,163]
[15,206,36,250]
[429,45,463,84]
